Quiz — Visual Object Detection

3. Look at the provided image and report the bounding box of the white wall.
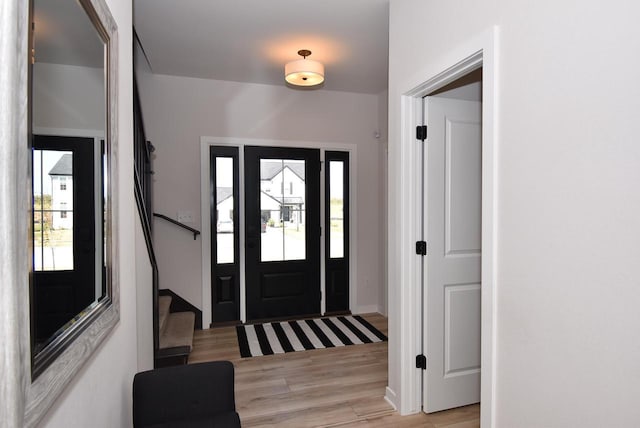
[135,212,154,371]
[388,0,640,426]
[33,62,104,131]
[136,73,385,315]
[37,0,154,425]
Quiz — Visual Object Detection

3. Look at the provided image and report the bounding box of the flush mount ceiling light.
[285,49,325,87]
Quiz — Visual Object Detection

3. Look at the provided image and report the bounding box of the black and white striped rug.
[236,315,387,358]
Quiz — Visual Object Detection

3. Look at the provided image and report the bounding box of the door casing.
[388,27,498,424]
[200,137,358,325]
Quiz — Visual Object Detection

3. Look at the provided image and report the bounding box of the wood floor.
[189,313,479,428]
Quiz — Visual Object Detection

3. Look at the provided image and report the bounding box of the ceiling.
[134,0,390,94]
[33,0,105,68]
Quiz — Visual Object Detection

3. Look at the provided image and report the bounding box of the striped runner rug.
[236,315,387,358]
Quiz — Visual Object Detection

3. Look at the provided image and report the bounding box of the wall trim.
[385,386,398,410]
[32,126,104,138]
[200,136,358,327]
[389,27,498,425]
[355,305,381,315]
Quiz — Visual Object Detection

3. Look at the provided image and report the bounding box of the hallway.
[189,314,479,427]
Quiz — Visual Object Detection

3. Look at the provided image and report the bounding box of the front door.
[244,146,321,321]
[423,96,482,412]
[32,135,97,347]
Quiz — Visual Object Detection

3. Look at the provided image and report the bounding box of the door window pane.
[33,150,74,271]
[260,159,306,261]
[329,160,344,259]
[215,157,234,264]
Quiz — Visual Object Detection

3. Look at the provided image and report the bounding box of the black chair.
[133,361,241,427]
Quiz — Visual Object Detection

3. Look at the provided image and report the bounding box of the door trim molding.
[200,136,358,326]
[388,26,498,427]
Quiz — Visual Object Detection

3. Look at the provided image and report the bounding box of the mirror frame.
[0,0,118,425]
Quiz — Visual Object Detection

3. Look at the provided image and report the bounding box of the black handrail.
[133,41,159,363]
[153,213,201,240]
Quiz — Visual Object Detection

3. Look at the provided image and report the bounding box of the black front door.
[244,146,321,321]
[32,135,97,347]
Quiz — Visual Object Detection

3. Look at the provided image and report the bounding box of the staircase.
[156,295,196,367]
[133,58,201,368]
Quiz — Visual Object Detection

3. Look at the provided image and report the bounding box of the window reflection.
[33,150,74,271]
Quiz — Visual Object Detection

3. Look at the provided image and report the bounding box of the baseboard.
[355,305,381,315]
[384,386,398,410]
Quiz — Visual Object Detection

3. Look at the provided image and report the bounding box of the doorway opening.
[203,140,354,327]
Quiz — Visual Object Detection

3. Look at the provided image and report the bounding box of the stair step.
[159,311,195,351]
[158,295,172,336]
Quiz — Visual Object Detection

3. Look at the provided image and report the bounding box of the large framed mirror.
[22,0,118,424]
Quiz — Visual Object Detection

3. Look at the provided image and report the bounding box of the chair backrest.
[133,361,236,427]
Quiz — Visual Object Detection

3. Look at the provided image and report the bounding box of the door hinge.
[416,354,427,370]
[416,125,427,142]
[416,241,427,256]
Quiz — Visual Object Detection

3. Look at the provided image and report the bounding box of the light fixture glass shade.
[285,58,325,86]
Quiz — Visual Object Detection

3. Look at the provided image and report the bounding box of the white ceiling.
[134,0,389,94]
[33,0,105,68]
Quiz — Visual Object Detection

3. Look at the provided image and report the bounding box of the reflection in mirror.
[31,0,109,377]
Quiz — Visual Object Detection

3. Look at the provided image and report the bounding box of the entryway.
[189,314,480,427]
[206,141,352,325]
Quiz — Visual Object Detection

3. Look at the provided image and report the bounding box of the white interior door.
[423,96,482,413]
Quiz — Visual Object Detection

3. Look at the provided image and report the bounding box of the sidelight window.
[328,160,345,259]
[215,156,235,264]
[33,149,74,271]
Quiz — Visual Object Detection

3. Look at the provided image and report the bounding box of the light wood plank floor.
[190,313,479,428]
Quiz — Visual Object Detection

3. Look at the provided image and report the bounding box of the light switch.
[177,211,193,223]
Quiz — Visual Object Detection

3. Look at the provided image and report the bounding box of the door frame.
[388,27,498,426]
[200,136,358,326]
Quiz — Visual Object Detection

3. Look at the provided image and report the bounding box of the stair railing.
[153,213,201,240]
[133,48,160,362]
